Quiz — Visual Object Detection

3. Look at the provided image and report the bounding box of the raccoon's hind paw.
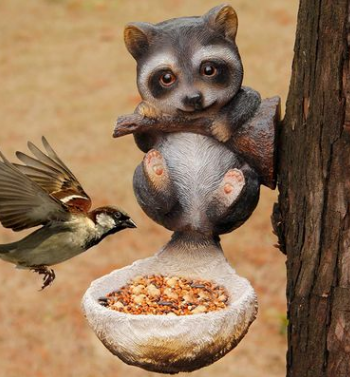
[214,169,245,207]
[143,149,171,192]
[207,169,245,226]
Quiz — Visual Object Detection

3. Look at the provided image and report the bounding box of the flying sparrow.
[0,137,136,289]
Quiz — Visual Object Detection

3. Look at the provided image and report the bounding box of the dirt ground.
[0,1,298,376]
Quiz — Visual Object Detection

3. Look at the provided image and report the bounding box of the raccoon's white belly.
[156,132,238,226]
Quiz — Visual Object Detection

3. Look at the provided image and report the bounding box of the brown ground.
[0,1,298,376]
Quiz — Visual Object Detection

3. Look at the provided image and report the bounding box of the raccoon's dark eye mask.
[199,59,231,86]
[149,68,178,98]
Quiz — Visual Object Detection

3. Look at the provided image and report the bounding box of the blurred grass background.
[0,1,298,376]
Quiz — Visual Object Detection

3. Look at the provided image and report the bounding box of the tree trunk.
[274,1,350,376]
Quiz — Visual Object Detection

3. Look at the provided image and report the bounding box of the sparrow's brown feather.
[0,151,70,231]
[14,137,92,213]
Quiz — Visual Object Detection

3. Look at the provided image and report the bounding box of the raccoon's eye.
[159,72,176,87]
[200,63,217,77]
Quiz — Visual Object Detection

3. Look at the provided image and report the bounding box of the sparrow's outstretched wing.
[0,152,70,231]
[14,137,92,213]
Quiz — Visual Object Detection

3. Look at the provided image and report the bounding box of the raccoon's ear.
[204,4,238,42]
[124,22,155,60]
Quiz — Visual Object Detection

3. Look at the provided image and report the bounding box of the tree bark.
[274,0,350,376]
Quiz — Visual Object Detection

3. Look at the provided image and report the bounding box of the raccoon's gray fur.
[133,133,260,236]
[126,4,261,236]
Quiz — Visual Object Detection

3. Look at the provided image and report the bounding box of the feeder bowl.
[82,241,257,374]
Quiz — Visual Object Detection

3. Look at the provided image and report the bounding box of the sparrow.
[0,137,136,289]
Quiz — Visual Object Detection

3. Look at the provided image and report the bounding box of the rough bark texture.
[274,0,350,376]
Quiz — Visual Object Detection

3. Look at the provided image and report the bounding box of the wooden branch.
[113,113,213,138]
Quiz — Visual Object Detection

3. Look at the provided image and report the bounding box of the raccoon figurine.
[115,4,278,237]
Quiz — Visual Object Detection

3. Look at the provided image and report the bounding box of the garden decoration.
[82,4,280,373]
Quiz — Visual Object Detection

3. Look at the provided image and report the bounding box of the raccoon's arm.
[226,87,261,125]
[210,87,261,143]
[134,132,159,153]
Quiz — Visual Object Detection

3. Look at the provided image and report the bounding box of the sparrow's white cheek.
[96,213,116,230]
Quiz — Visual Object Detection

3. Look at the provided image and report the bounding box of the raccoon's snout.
[183,93,203,110]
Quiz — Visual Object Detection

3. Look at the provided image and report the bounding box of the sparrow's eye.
[114,212,121,219]
[159,72,176,87]
[200,63,217,77]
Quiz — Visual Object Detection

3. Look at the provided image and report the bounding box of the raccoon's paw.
[210,119,232,143]
[136,101,162,119]
[214,169,245,207]
[143,149,171,191]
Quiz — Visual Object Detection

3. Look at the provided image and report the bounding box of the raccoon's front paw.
[143,149,171,191]
[210,119,232,143]
[213,168,245,207]
[136,102,163,119]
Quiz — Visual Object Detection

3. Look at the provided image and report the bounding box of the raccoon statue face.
[124,4,243,116]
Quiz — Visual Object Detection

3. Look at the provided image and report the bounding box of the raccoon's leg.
[208,164,260,235]
[143,149,171,191]
[215,169,245,209]
[207,168,245,221]
[133,149,178,225]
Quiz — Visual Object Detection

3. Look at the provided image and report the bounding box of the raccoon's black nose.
[183,93,203,110]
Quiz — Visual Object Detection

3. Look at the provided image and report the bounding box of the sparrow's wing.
[14,137,92,213]
[0,152,70,232]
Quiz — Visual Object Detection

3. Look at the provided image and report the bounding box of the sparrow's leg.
[208,169,246,219]
[32,266,56,290]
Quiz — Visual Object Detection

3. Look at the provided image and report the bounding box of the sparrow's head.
[90,206,137,237]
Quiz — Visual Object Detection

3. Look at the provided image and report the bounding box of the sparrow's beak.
[123,218,137,228]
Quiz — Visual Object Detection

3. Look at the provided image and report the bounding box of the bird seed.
[99,275,229,315]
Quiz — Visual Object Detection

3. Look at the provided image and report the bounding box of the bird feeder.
[82,95,280,373]
[82,3,280,373]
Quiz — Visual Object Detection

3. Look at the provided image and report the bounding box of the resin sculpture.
[83,4,280,373]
